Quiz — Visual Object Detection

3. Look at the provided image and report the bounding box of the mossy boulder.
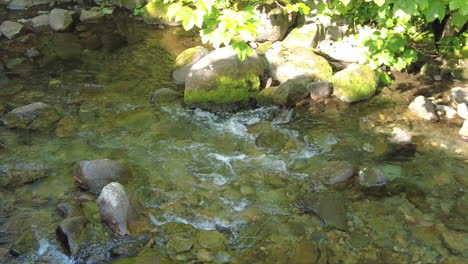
[184,46,266,110]
[1,102,60,130]
[331,64,377,103]
[283,23,326,49]
[143,1,180,26]
[256,77,310,106]
[265,42,332,84]
[172,46,208,84]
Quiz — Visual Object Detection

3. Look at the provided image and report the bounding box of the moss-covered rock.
[331,64,377,103]
[283,23,326,49]
[256,77,310,107]
[172,46,208,84]
[1,102,60,130]
[265,42,332,83]
[184,46,266,110]
[143,1,180,26]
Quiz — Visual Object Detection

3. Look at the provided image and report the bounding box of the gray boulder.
[408,96,439,121]
[49,9,73,31]
[265,42,332,84]
[449,87,468,105]
[172,46,208,84]
[319,161,355,185]
[0,162,46,187]
[358,167,387,187]
[184,46,266,110]
[0,21,23,40]
[31,14,49,28]
[1,102,60,130]
[283,23,326,49]
[97,182,130,236]
[74,159,130,193]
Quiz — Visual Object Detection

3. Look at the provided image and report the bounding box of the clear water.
[0,19,467,264]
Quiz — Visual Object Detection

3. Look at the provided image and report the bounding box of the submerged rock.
[358,167,387,187]
[49,9,73,31]
[172,46,208,84]
[0,21,23,40]
[331,64,377,103]
[288,238,320,264]
[196,230,227,251]
[389,127,412,145]
[1,102,60,130]
[408,96,439,121]
[283,23,326,49]
[75,159,130,193]
[184,46,266,110]
[266,43,332,84]
[56,216,88,256]
[308,81,331,101]
[97,182,130,236]
[150,88,183,104]
[55,115,80,137]
[0,162,46,187]
[319,160,355,185]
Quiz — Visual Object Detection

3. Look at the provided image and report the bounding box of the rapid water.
[1,18,467,264]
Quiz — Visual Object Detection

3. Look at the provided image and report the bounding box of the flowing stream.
[0,17,467,264]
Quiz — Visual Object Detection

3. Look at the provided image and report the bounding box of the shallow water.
[1,18,467,264]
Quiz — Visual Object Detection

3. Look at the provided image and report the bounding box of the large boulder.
[254,6,293,42]
[184,46,266,110]
[283,23,326,49]
[74,159,130,193]
[331,64,377,102]
[0,21,23,40]
[172,46,209,84]
[97,182,130,236]
[49,9,73,31]
[256,77,310,106]
[265,42,332,84]
[1,102,60,130]
[408,96,439,121]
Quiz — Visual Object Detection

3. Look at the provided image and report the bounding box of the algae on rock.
[331,64,377,103]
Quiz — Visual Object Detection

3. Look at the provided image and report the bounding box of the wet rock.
[55,115,80,137]
[168,236,194,253]
[75,159,130,193]
[283,23,325,49]
[457,103,468,119]
[449,87,468,105]
[257,77,310,106]
[288,238,320,264]
[408,96,439,121]
[0,162,46,187]
[184,46,266,110]
[389,127,412,145]
[31,14,49,28]
[0,21,23,39]
[97,182,130,236]
[49,9,73,31]
[79,7,104,22]
[332,64,377,103]
[25,48,40,58]
[5,57,34,77]
[7,0,52,10]
[319,160,355,185]
[150,88,182,104]
[459,120,468,138]
[0,78,24,96]
[358,167,387,187]
[254,6,293,42]
[172,46,208,84]
[307,81,331,101]
[265,42,332,84]
[297,191,347,230]
[196,230,226,250]
[439,227,467,255]
[196,249,213,262]
[1,102,60,130]
[57,202,82,219]
[56,216,88,256]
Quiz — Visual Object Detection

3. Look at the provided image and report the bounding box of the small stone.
[408,96,439,121]
[359,167,387,187]
[150,88,182,104]
[307,81,331,101]
[433,75,442,81]
[0,21,23,39]
[31,14,49,28]
[320,160,355,185]
[97,182,130,236]
[389,127,412,145]
[49,9,73,31]
[459,120,468,138]
[457,103,468,119]
[25,48,40,58]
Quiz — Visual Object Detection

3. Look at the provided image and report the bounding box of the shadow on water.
[0,14,467,264]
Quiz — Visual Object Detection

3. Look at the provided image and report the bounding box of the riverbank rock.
[308,81,331,101]
[358,167,387,187]
[265,42,332,84]
[172,46,208,84]
[1,102,60,130]
[31,14,49,28]
[449,87,468,104]
[331,64,377,102]
[49,9,73,31]
[75,159,130,193]
[408,96,439,121]
[56,216,88,256]
[0,21,23,39]
[150,88,183,104]
[0,162,46,187]
[254,6,293,42]
[319,161,355,185]
[97,182,130,236]
[184,46,266,110]
[459,120,468,138]
[283,23,325,49]
[256,77,310,106]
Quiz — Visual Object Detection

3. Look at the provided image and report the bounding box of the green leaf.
[373,0,386,7]
[452,10,468,26]
[423,0,446,22]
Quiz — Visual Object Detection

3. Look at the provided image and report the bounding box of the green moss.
[256,41,273,55]
[174,46,206,70]
[332,64,377,103]
[184,72,260,108]
[256,86,277,105]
